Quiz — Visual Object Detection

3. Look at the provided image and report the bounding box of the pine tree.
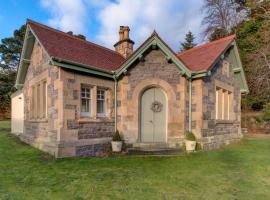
[0,25,26,71]
[0,25,26,112]
[180,31,197,51]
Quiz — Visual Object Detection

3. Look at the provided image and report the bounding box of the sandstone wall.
[22,41,60,156]
[117,49,188,147]
[57,69,115,157]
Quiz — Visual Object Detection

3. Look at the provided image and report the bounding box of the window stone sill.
[27,118,48,123]
[78,117,113,124]
[215,120,235,124]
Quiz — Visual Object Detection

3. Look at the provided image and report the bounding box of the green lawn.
[1,121,270,200]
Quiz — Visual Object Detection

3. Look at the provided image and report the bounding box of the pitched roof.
[26,19,236,73]
[27,19,125,71]
[177,35,236,72]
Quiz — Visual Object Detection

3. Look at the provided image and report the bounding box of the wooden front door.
[140,87,167,143]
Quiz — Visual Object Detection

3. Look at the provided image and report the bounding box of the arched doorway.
[140,87,167,143]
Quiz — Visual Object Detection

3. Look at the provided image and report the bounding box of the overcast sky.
[0,0,205,51]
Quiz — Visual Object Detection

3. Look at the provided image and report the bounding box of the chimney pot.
[114,26,134,58]
[123,26,130,40]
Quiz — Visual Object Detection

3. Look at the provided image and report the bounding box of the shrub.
[186,132,196,141]
[241,96,267,111]
[196,143,202,151]
[112,130,122,141]
[254,115,263,123]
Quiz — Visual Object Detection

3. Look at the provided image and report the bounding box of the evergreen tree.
[180,31,197,51]
[0,25,26,71]
[0,25,26,111]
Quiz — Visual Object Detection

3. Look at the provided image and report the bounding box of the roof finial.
[151,30,158,36]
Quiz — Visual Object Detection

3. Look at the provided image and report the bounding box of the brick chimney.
[114,26,134,58]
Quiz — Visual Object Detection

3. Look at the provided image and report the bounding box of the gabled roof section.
[116,31,192,78]
[177,35,248,93]
[177,35,236,72]
[27,19,125,71]
[230,41,249,93]
[15,24,35,89]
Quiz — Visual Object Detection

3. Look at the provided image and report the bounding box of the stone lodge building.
[12,19,248,157]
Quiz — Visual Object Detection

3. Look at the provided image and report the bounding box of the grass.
[0,121,270,199]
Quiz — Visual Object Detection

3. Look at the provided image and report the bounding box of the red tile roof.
[27,19,235,74]
[27,19,125,71]
[177,35,236,72]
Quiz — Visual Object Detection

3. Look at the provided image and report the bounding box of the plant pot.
[111,141,123,152]
[185,140,196,152]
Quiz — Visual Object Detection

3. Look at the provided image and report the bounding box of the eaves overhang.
[50,57,114,79]
[15,25,35,89]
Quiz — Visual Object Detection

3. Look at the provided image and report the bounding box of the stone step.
[132,142,170,148]
[127,147,184,155]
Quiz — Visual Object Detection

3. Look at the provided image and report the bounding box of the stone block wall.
[57,69,115,157]
[22,41,59,156]
[21,41,115,157]
[191,79,203,138]
[117,49,188,146]
[197,54,242,149]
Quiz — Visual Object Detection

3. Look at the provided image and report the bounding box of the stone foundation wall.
[78,122,114,139]
[75,143,111,157]
[21,121,57,155]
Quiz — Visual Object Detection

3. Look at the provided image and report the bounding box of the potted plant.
[111,130,123,152]
[185,131,196,152]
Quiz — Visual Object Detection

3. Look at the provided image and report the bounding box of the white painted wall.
[11,91,24,135]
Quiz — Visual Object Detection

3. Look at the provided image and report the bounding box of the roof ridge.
[27,19,124,58]
[177,34,235,56]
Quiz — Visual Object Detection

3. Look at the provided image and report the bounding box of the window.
[31,86,35,119]
[97,89,105,117]
[216,87,232,120]
[30,80,47,119]
[42,81,47,118]
[79,85,108,118]
[81,87,91,117]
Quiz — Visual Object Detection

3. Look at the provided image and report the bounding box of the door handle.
[149,120,153,123]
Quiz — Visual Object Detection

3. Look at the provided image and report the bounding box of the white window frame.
[222,91,225,120]
[227,92,231,120]
[97,89,106,117]
[44,81,47,118]
[216,89,219,119]
[80,86,91,117]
